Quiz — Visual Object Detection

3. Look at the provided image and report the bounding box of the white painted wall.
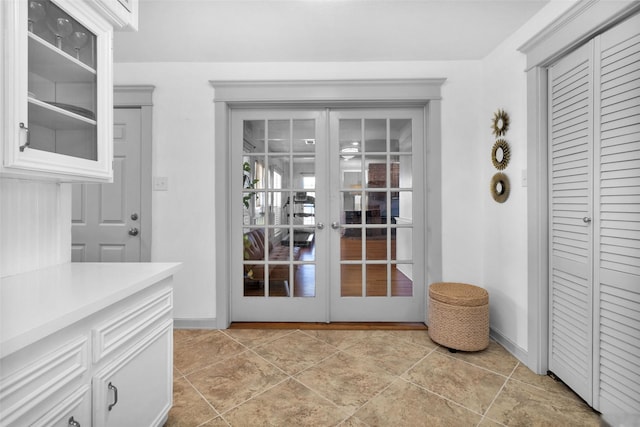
[479,0,578,351]
[113,60,486,321]
[0,178,71,277]
[0,0,578,361]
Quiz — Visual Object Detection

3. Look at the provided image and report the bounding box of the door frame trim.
[211,79,445,328]
[114,85,154,262]
[518,1,640,374]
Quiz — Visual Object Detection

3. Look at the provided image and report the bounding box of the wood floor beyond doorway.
[229,322,428,330]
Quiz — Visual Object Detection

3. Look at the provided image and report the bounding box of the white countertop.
[0,262,182,359]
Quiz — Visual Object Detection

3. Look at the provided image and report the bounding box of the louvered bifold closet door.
[594,13,640,414]
[548,41,594,405]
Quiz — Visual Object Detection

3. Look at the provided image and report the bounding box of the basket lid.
[429,282,488,306]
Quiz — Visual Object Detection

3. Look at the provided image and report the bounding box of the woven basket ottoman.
[428,282,489,351]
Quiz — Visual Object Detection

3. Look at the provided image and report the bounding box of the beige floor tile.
[222,328,293,348]
[223,378,348,426]
[510,363,585,404]
[436,340,519,376]
[296,351,398,413]
[338,416,370,426]
[165,377,218,427]
[174,330,247,375]
[403,351,506,414]
[478,417,507,426]
[253,330,339,375]
[355,379,482,427]
[486,379,601,427]
[383,330,439,349]
[173,328,209,345]
[186,351,288,414]
[342,333,432,375]
[302,330,374,350]
[199,417,230,426]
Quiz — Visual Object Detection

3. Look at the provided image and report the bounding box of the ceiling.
[113,0,550,63]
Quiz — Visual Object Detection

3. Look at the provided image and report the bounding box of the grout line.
[179,347,253,378]
[215,374,293,418]
[325,344,440,419]
[477,361,520,426]
[181,374,224,423]
[433,346,514,379]
[401,375,489,420]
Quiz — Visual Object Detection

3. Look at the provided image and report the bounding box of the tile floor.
[166,328,601,427]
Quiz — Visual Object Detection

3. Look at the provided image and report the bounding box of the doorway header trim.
[209,79,446,105]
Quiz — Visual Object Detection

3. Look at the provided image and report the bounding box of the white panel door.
[72,108,142,262]
[594,12,640,414]
[548,41,595,405]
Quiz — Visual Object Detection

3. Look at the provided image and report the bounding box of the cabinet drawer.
[92,287,172,363]
[0,337,88,426]
[31,385,91,427]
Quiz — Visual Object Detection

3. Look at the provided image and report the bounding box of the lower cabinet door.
[92,320,173,427]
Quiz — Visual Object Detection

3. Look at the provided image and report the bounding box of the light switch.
[153,176,168,191]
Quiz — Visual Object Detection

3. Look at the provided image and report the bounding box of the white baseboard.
[173,318,218,329]
[490,328,528,365]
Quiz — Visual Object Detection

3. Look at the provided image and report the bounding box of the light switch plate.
[153,176,168,191]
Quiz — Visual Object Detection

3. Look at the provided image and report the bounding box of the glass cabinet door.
[27,0,98,160]
[1,0,113,182]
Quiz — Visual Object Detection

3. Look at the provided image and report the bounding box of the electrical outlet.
[153,176,168,191]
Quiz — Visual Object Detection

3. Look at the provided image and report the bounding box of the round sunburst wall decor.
[491,139,511,170]
[490,173,510,203]
[491,109,510,137]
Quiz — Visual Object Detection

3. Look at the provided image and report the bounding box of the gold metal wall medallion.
[490,173,510,203]
[491,139,511,170]
[491,109,510,137]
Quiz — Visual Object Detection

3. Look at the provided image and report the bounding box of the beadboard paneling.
[0,178,72,277]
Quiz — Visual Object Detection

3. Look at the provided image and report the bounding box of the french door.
[230,108,425,322]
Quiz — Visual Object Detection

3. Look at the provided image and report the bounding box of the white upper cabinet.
[87,0,139,31]
[1,0,116,182]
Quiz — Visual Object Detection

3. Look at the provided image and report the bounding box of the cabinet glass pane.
[27,0,97,160]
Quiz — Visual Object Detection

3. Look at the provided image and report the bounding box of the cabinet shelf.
[28,32,96,83]
[29,97,97,130]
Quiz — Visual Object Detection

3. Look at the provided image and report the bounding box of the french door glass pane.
[365,119,386,152]
[293,120,315,153]
[268,120,289,153]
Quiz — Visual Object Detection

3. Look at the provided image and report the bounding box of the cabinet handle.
[108,382,118,411]
[68,416,81,427]
[19,122,30,152]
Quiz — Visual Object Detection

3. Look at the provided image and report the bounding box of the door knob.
[317,222,325,230]
[583,217,592,223]
[331,222,340,229]
[131,213,138,221]
[128,227,139,236]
